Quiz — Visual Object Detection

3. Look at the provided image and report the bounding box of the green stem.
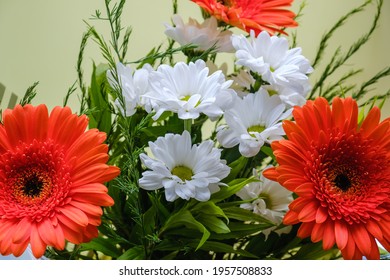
[184,119,192,134]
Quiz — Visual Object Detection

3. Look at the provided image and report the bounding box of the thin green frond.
[19,81,39,106]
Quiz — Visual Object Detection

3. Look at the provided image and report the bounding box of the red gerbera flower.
[264,97,390,259]
[0,104,120,258]
[191,0,298,35]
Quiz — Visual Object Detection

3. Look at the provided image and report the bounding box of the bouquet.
[0,0,389,261]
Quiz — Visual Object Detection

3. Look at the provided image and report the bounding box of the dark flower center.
[23,173,44,197]
[334,173,352,191]
[12,167,53,205]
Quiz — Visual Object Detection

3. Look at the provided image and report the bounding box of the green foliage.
[19,82,39,106]
[309,0,388,108]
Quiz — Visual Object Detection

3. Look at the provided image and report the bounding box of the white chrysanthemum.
[230,70,309,107]
[232,30,313,93]
[217,90,292,157]
[230,69,256,98]
[236,168,293,238]
[165,15,234,53]
[139,131,230,202]
[107,62,153,116]
[262,83,310,107]
[145,59,236,120]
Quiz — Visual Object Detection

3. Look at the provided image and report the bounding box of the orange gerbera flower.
[0,104,120,258]
[264,97,390,259]
[191,0,297,35]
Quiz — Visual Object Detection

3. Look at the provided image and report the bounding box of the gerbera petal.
[334,220,349,250]
[311,222,325,243]
[297,222,315,238]
[37,218,59,248]
[10,240,29,257]
[283,210,299,224]
[60,223,84,244]
[69,200,103,216]
[366,220,383,240]
[322,221,335,250]
[341,235,356,260]
[366,237,380,260]
[30,225,47,258]
[351,225,372,256]
[12,218,32,244]
[72,193,114,207]
[297,201,318,222]
[59,206,89,227]
[360,106,380,135]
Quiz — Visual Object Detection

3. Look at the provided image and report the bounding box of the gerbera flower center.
[247,125,265,137]
[13,168,53,203]
[334,173,351,192]
[22,171,46,197]
[172,165,193,181]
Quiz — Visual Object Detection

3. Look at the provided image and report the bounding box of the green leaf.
[222,207,275,225]
[161,210,210,250]
[142,206,156,236]
[260,146,275,161]
[290,242,340,260]
[88,63,112,134]
[209,223,269,240]
[211,177,257,203]
[140,122,183,142]
[191,201,228,222]
[118,245,145,260]
[80,237,121,258]
[224,156,248,182]
[197,215,230,234]
[148,193,170,223]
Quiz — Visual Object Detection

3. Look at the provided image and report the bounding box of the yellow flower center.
[180,95,201,107]
[247,125,265,137]
[267,89,278,96]
[171,166,193,181]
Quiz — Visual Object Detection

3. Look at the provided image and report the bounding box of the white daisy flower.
[217,89,292,157]
[145,59,236,120]
[107,62,153,116]
[236,168,293,238]
[230,69,256,98]
[262,83,310,107]
[139,131,230,202]
[164,15,234,53]
[231,30,313,93]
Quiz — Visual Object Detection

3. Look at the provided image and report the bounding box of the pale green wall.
[0,0,389,117]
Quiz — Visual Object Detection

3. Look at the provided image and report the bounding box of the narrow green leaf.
[197,215,230,234]
[191,201,228,222]
[80,237,121,258]
[211,177,257,203]
[224,156,248,182]
[118,245,145,260]
[222,207,275,225]
[161,210,210,250]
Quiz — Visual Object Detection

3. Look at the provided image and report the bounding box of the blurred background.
[0,0,389,117]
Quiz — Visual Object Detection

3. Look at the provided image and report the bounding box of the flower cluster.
[1,0,388,261]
